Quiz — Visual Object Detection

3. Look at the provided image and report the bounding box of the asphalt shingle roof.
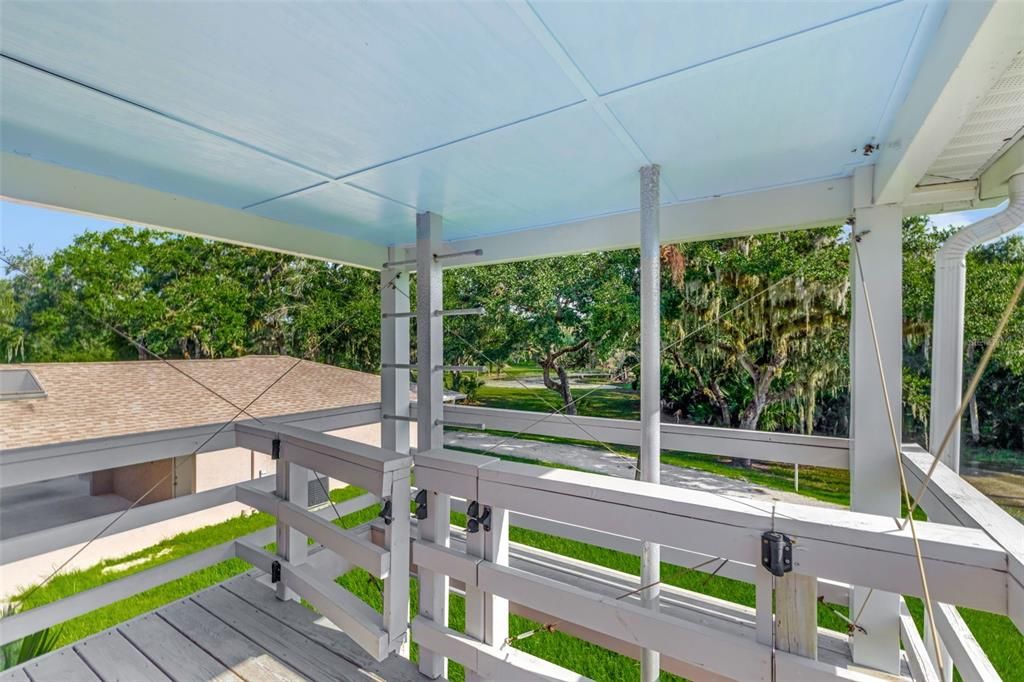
[0,356,381,450]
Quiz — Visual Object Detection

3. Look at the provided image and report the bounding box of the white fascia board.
[873,0,1024,205]
[435,177,852,266]
[0,152,387,269]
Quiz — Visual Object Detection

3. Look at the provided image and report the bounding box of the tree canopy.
[3,220,1021,452]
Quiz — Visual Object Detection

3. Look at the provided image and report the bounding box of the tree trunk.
[555,365,577,415]
[969,394,980,444]
[966,344,981,444]
[540,356,578,415]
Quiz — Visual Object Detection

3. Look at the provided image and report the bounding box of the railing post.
[381,245,413,656]
[776,573,818,660]
[416,211,451,679]
[465,499,509,682]
[275,459,308,601]
[849,167,902,673]
[639,162,662,682]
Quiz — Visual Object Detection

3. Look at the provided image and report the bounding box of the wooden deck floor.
[1,574,429,682]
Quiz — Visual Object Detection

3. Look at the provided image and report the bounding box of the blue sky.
[1,201,119,257]
[0,198,1019,258]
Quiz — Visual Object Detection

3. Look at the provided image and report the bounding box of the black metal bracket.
[466,501,492,534]
[414,489,429,520]
[379,499,393,526]
[271,438,281,460]
[761,531,793,577]
[270,560,282,583]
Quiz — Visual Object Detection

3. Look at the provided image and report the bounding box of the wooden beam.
[427,177,852,267]
[0,152,386,269]
[235,484,388,577]
[234,540,389,660]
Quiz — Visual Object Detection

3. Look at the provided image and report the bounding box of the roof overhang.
[1,1,1022,268]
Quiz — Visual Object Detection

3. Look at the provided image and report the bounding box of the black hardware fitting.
[271,560,282,584]
[379,499,393,526]
[761,531,793,577]
[271,438,281,460]
[414,489,429,520]
[466,501,492,534]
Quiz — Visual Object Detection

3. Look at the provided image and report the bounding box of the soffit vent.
[0,369,47,400]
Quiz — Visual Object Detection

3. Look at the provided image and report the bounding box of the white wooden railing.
[0,417,412,665]
[409,441,1019,682]
[1,403,1019,681]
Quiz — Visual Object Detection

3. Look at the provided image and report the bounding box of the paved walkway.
[445,431,840,508]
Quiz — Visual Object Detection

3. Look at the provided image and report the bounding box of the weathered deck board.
[158,599,300,682]
[19,649,99,682]
[192,586,376,681]
[224,575,423,682]
[73,629,171,682]
[118,613,241,682]
[3,575,429,682]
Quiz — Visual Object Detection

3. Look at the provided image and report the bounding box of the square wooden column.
[381,246,411,655]
[849,175,903,673]
[415,212,451,679]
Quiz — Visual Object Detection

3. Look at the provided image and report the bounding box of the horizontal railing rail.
[416,402,850,468]
[236,483,389,577]
[1,402,382,489]
[0,491,376,646]
[1,475,277,566]
[901,443,1022,679]
[236,421,411,498]
[410,446,1019,681]
[416,448,1009,614]
[899,598,940,682]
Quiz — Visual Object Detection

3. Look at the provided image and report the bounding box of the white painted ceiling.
[1,1,952,245]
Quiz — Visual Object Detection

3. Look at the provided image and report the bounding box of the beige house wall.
[1,422,399,596]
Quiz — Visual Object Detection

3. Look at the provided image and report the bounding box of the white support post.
[639,163,661,682]
[465,504,510,682]
[275,460,308,601]
[381,248,412,656]
[416,211,451,680]
[381,246,411,455]
[850,173,902,673]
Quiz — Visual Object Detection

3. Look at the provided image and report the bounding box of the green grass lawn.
[473,384,641,420]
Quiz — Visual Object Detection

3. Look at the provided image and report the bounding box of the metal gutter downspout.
[929,173,1024,472]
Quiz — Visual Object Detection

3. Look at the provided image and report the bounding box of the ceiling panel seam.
[596,0,906,100]
[507,0,680,201]
[241,97,588,211]
[869,3,935,144]
[0,52,335,183]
